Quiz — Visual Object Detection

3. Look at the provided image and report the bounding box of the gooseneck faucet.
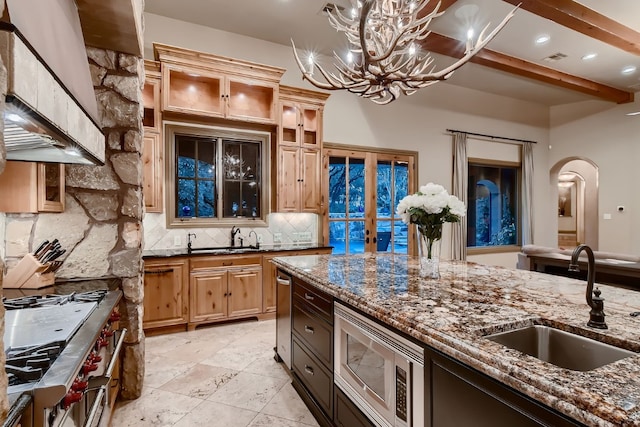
[248,230,259,249]
[230,226,241,247]
[568,244,607,329]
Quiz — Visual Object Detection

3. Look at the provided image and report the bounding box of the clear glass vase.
[417,228,442,279]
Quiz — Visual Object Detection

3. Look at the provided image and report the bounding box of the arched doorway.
[550,158,599,249]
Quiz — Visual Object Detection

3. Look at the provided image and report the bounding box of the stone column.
[83,48,146,399]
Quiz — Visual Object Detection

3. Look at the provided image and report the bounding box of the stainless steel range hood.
[0,0,105,165]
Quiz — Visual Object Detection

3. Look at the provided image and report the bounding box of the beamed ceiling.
[142,0,640,105]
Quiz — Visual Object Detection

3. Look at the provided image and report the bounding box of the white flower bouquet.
[396,183,466,259]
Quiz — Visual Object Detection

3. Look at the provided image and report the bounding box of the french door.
[323,146,416,254]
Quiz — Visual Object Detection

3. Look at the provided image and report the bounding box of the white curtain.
[521,142,535,245]
[452,132,468,260]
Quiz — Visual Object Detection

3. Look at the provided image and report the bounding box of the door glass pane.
[348,221,365,254]
[197,141,215,178]
[330,221,346,255]
[346,334,385,398]
[328,157,347,218]
[393,221,409,254]
[394,162,409,219]
[348,159,365,218]
[376,221,392,253]
[376,160,392,218]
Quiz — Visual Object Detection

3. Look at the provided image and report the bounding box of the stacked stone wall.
[2,48,146,399]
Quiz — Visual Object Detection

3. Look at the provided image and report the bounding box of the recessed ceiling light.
[581,53,597,61]
[626,111,640,116]
[622,65,637,75]
[535,34,550,45]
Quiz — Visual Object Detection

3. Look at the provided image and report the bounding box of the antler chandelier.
[292,0,518,104]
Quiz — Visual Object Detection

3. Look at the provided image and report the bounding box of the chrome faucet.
[248,230,260,249]
[568,244,607,329]
[230,226,241,247]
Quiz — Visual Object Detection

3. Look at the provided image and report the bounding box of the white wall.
[144,13,553,267]
[550,98,640,254]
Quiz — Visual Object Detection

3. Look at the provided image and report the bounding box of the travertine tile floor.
[111,319,319,427]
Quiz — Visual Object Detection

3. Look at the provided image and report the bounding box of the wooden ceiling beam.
[501,0,640,56]
[77,0,143,57]
[422,33,635,104]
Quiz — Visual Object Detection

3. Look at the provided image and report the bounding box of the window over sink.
[165,123,270,228]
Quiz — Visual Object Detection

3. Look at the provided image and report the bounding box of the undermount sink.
[484,323,636,371]
[188,246,260,254]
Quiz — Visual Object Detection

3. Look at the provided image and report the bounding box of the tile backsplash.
[143,212,319,250]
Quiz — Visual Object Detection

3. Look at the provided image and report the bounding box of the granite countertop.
[142,243,332,258]
[272,253,640,427]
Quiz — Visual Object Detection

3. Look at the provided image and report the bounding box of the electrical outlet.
[298,231,312,242]
[273,232,282,243]
[173,235,181,246]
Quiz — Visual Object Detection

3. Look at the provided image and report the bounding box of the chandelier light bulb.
[466,27,474,40]
[307,53,315,76]
[351,7,357,18]
[347,51,354,63]
[409,43,416,56]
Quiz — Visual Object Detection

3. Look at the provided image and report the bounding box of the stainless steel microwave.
[334,303,424,427]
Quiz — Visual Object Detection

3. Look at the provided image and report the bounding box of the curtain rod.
[446,129,537,144]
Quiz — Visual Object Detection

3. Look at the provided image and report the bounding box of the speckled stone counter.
[142,243,332,258]
[272,253,640,427]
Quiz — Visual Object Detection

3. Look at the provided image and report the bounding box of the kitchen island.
[272,253,640,427]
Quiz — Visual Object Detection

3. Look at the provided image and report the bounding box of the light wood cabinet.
[142,132,163,213]
[0,161,64,213]
[154,43,285,125]
[188,254,262,329]
[277,86,329,213]
[143,258,189,330]
[143,60,162,132]
[142,60,164,213]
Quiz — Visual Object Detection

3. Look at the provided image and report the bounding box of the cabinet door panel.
[227,79,277,123]
[143,259,189,329]
[190,270,227,323]
[301,148,321,213]
[278,146,300,212]
[228,267,262,318]
[143,132,163,213]
[163,65,225,117]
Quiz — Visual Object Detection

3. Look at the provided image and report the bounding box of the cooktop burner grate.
[3,289,108,310]
[6,343,63,386]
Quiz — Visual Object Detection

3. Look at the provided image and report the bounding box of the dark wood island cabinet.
[273,254,640,427]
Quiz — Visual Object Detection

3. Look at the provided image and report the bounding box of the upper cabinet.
[154,43,285,125]
[142,60,161,132]
[142,60,163,213]
[276,86,330,213]
[0,162,65,213]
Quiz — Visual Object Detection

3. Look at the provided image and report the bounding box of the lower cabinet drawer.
[292,339,333,416]
[292,301,332,366]
[334,385,374,427]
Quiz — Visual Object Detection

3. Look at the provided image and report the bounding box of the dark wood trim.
[502,0,640,56]
[421,33,634,104]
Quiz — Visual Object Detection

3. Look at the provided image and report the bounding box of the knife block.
[3,253,55,289]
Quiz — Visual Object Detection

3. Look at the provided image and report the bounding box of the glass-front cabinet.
[155,43,285,125]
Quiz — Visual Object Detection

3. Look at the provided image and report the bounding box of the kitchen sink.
[188,246,260,254]
[484,324,636,371]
